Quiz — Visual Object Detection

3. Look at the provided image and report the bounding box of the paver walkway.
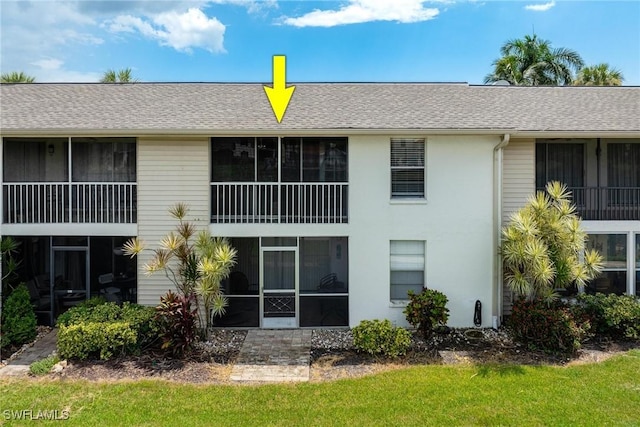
[230,329,312,382]
[0,329,57,377]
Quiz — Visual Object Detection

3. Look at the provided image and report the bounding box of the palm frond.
[122,237,144,258]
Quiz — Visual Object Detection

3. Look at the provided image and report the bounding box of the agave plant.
[501,181,603,303]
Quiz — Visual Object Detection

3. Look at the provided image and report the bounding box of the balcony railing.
[211,183,348,224]
[537,187,640,220]
[2,183,137,224]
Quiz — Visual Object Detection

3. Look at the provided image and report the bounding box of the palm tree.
[1,71,35,83]
[100,68,138,83]
[574,63,624,86]
[485,34,584,86]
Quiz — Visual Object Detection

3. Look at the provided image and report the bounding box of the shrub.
[155,291,198,357]
[508,298,587,354]
[56,298,118,327]
[58,322,137,360]
[29,355,60,376]
[352,319,412,358]
[575,293,640,340]
[56,301,158,359]
[404,288,450,338]
[501,181,603,302]
[1,284,37,348]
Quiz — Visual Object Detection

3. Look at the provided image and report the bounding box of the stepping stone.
[231,329,312,382]
[0,329,57,378]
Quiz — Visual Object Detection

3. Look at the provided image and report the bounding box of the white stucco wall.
[347,135,498,328]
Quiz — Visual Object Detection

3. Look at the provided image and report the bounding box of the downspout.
[493,133,510,328]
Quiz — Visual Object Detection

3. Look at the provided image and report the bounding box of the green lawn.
[2,350,639,426]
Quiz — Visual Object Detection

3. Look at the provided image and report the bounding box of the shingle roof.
[1,83,638,133]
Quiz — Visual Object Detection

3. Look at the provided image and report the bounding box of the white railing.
[211,183,348,224]
[2,183,137,224]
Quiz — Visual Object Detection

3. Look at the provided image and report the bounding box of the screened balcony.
[536,186,640,220]
[211,136,349,224]
[211,182,348,224]
[536,139,640,221]
[3,183,137,224]
[2,137,137,224]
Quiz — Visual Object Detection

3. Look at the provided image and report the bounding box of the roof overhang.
[1,128,639,139]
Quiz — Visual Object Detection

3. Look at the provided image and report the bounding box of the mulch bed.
[9,328,640,384]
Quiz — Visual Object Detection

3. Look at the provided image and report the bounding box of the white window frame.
[390,240,425,302]
[587,233,630,295]
[390,138,425,199]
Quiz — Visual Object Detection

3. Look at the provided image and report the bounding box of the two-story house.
[1,83,638,327]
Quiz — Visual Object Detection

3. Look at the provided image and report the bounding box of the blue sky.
[1,0,639,84]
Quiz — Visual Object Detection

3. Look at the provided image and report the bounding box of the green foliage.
[501,181,603,303]
[352,319,412,358]
[123,203,237,329]
[1,284,37,348]
[29,354,60,376]
[100,68,138,83]
[484,33,584,86]
[575,293,640,340]
[56,301,158,359]
[508,298,587,354]
[574,63,624,86]
[155,291,198,357]
[58,322,138,360]
[404,288,450,338]
[0,71,35,83]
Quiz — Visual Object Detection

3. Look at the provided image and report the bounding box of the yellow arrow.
[263,55,295,123]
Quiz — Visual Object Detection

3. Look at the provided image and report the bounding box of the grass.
[1,350,639,426]
[29,355,60,376]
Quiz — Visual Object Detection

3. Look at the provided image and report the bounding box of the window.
[390,240,424,300]
[3,138,68,182]
[280,137,348,182]
[72,138,136,182]
[535,141,585,189]
[391,138,425,198]
[211,137,277,182]
[587,234,627,295]
[608,143,640,188]
[211,137,347,183]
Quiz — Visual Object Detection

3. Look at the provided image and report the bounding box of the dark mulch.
[24,328,640,383]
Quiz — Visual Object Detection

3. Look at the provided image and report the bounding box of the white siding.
[502,139,535,222]
[501,138,535,314]
[136,136,209,306]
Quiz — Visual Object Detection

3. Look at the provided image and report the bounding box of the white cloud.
[0,2,104,81]
[30,58,101,83]
[282,0,439,27]
[31,58,65,70]
[107,8,226,53]
[210,0,278,14]
[524,1,556,12]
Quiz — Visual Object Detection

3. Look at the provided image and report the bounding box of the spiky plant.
[100,67,138,83]
[501,181,603,303]
[1,71,35,83]
[123,203,236,329]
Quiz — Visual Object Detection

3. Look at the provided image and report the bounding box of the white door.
[261,248,297,328]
